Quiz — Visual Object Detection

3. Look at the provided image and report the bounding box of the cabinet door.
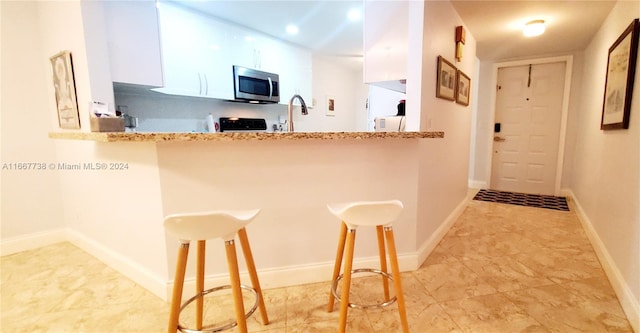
[196,15,234,99]
[278,44,312,104]
[104,1,163,87]
[156,2,233,99]
[157,2,203,96]
[228,24,261,70]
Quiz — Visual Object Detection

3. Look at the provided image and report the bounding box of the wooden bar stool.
[163,209,269,333]
[327,200,409,333]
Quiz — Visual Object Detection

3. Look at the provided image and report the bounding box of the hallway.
[1,199,633,332]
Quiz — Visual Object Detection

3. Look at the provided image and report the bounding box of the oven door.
[233,66,279,103]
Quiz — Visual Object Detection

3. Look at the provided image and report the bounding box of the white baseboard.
[170,252,420,302]
[565,190,639,332]
[416,196,469,267]
[468,180,487,189]
[65,229,169,301]
[0,229,66,256]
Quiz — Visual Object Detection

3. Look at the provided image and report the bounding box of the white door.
[491,62,566,195]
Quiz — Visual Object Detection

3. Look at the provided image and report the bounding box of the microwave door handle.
[268,77,273,99]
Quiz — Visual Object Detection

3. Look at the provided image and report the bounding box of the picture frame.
[456,70,471,106]
[436,56,457,101]
[50,50,80,129]
[326,95,335,116]
[601,18,639,130]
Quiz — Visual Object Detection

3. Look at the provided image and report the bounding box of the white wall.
[414,1,476,248]
[296,55,365,132]
[0,1,65,250]
[469,60,494,188]
[571,1,639,328]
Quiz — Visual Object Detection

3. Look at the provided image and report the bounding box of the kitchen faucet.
[287,94,308,132]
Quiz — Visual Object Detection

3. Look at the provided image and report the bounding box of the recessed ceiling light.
[523,20,545,37]
[286,24,299,35]
[347,8,361,21]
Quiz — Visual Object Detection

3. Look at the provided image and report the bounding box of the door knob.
[493,136,506,142]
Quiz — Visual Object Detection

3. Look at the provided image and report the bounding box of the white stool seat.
[164,209,260,242]
[327,200,403,229]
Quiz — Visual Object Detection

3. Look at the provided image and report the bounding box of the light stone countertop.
[48,131,445,142]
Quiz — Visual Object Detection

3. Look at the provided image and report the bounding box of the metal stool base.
[331,268,397,309]
[178,284,259,333]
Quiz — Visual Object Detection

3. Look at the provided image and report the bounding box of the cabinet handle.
[204,74,208,95]
[198,73,203,95]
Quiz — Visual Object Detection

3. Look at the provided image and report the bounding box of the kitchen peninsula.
[48,130,463,300]
[49,131,444,142]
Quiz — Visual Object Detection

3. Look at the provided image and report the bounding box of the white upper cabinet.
[155,2,233,99]
[225,23,312,103]
[105,1,311,103]
[363,0,409,84]
[103,1,163,87]
[278,44,312,104]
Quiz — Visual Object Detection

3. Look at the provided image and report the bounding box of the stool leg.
[376,225,390,301]
[328,222,348,312]
[168,242,190,333]
[384,226,409,333]
[338,228,356,333]
[196,240,206,330]
[225,239,247,333]
[237,227,270,325]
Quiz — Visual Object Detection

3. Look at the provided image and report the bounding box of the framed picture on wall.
[50,50,80,129]
[436,56,456,101]
[326,95,335,116]
[456,70,471,106]
[600,18,639,130]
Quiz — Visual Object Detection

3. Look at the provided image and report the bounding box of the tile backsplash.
[114,84,288,133]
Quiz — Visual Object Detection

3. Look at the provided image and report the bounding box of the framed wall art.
[326,95,335,116]
[456,70,471,106]
[601,18,639,130]
[50,50,80,129]
[436,56,456,101]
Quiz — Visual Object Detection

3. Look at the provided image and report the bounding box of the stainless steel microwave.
[232,65,280,103]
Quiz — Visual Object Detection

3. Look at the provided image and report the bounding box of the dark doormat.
[473,189,569,211]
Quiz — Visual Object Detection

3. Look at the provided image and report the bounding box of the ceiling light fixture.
[286,24,299,35]
[523,20,545,37]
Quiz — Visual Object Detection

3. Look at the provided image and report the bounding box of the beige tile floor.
[1,199,634,332]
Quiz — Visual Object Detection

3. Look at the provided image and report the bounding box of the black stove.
[219,117,267,132]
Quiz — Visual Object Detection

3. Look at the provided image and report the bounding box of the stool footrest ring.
[331,268,397,309]
[178,284,259,333]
